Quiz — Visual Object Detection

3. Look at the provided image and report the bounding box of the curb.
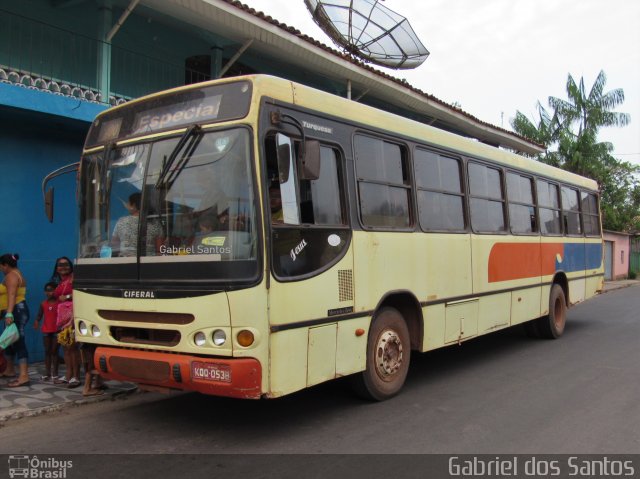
[600,282,640,294]
[0,385,138,425]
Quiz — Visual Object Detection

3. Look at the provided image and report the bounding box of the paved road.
[2,286,639,455]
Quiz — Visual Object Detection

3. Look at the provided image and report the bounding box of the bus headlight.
[194,332,206,347]
[237,330,254,347]
[91,325,101,337]
[78,321,88,336]
[212,329,226,346]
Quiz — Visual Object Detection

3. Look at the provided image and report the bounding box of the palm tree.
[549,70,630,137]
[547,70,630,178]
[511,69,637,231]
[511,101,562,165]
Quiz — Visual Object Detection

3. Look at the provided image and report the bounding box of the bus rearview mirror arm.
[42,162,79,222]
[270,111,320,181]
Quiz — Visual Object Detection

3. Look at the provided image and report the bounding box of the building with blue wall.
[0,0,540,362]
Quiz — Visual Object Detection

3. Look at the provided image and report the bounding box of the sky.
[240,0,640,165]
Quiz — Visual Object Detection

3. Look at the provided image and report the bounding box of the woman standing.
[52,257,81,388]
[0,253,30,387]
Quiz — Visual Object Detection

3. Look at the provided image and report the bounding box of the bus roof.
[94,75,598,191]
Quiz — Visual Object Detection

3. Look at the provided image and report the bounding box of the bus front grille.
[99,310,194,325]
[110,326,181,347]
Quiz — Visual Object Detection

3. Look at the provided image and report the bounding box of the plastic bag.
[0,323,20,350]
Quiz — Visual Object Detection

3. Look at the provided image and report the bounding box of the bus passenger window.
[561,186,582,235]
[468,162,506,233]
[414,149,465,231]
[581,192,601,237]
[537,180,562,235]
[355,135,411,229]
[507,172,537,234]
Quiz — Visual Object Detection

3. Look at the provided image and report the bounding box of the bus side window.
[561,186,582,235]
[266,134,344,227]
[468,162,506,233]
[581,191,601,237]
[506,172,537,234]
[414,148,465,232]
[537,180,562,235]
[354,134,411,229]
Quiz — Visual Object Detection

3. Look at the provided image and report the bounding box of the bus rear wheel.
[536,284,567,339]
[352,307,411,401]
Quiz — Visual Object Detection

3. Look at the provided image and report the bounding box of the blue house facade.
[1,0,243,360]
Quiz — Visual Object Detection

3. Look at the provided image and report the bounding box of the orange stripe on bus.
[488,243,563,282]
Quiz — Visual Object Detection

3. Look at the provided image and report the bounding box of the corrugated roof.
[140,0,545,154]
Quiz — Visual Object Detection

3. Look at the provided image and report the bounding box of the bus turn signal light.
[355,328,365,336]
[237,330,254,347]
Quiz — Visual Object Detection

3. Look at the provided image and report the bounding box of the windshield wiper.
[155,124,202,188]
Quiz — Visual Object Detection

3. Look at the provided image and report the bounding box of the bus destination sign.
[85,80,252,148]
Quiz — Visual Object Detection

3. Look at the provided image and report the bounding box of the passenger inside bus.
[112,192,162,256]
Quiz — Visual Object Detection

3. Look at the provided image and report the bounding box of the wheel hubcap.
[375,329,404,380]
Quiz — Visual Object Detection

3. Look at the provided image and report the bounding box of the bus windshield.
[78,127,258,277]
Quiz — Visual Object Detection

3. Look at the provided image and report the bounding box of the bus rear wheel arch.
[351,306,411,401]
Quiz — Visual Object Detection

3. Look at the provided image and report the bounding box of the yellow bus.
[48,75,603,400]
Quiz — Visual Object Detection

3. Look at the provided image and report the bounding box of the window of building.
[507,172,537,234]
[355,135,411,229]
[561,186,582,235]
[414,149,465,231]
[468,162,506,233]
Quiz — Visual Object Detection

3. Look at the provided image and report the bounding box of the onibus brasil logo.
[8,455,72,478]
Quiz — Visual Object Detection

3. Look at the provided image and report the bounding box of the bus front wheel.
[536,284,567,339]
[352,306,411,401]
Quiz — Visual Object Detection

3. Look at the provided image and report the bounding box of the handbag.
[56,301,74,331]
[0,323,20,350]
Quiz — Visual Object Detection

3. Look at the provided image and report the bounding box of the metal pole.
[106,0,141,43]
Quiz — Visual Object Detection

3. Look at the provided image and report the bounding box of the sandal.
[54,377,68,385]
[8,380,31,388]
[68,378,81,388]
[41,375,51,382]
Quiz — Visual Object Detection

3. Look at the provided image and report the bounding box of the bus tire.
[536,284,567,339]
[351,307,411,401]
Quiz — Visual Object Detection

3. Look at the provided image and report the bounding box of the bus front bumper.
[94,347,262,399]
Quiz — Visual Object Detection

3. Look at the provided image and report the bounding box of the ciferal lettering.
[123,290,156,299]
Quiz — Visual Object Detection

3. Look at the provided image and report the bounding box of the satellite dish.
[304,0,429,69]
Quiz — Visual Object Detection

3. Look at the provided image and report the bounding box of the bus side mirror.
[45,188,55,223]
[299,140,320,181]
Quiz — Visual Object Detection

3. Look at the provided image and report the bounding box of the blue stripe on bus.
[556,243,602,272]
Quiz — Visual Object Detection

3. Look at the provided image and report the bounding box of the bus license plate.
[191,362,232,383]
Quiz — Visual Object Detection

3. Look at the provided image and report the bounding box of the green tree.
[511,70,637,231]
